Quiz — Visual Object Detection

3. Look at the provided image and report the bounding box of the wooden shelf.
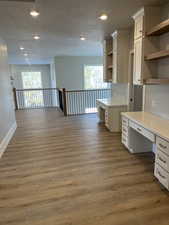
[145,50,169,61]
[144,78,169,85]
[147,19,169,36]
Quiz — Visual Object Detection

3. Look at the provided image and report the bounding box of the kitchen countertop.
[122,111,169,142]
[96,98,127,108]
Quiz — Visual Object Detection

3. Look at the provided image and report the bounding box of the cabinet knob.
[159,143,167,149]
[157,170,166,179]
[158,155,166,164]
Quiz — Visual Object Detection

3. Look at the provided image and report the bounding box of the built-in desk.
[121,111,169,190]
[96,98,127,132]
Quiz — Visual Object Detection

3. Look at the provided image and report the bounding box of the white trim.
[142,85,146,112]
[0,122,17,158]
[132,7,144,20]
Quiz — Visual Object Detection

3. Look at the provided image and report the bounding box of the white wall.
[144,85,169,119]
[10,64,51,89]
[54,56,103,90]
[0,38,16,150]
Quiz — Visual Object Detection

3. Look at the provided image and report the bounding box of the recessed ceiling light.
[20,47,24,50]
[80,36,86,41]
[33,35,40,40]
[99,14,108,21]
[24,53,28,57]
[30,10,40,18]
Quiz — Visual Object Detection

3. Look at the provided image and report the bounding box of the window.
[84,65,108,89]
[22,72,42,89]
[21,72,44,108]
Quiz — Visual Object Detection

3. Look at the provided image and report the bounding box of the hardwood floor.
[0,108,169,225]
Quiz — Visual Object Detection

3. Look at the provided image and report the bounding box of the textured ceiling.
[0,0,166,64]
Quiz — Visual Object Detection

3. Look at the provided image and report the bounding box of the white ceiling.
[0,0,166,64]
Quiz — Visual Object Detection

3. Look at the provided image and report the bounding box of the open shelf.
[147,18,169,36]
[144,78,169,85]
[145,50,169,61]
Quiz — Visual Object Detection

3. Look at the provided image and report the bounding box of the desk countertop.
[122,111,169,142]
[96,98,127,108]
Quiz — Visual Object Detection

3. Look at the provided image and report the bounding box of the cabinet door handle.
[158,155,166,164]
[122,138,126,142]
[157,170,166,179]
[159,143,167,149]
[137,127,142,132]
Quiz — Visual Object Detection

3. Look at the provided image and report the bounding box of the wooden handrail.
[16,88,57,91]
[66,88,111,93]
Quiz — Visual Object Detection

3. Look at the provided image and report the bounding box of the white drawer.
[122,124,128,137]
[156,136,169,156]
[122,133,128,147]
[122,116,128,127]
[105,113,108,121]
[154,163,169,190]
[129,121,155,142]
[156,149,169,172]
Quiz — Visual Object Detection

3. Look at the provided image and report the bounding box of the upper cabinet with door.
[111,30,131,83]
[103,29,131,84]
[134,9,144,40]
[132,7,161,85]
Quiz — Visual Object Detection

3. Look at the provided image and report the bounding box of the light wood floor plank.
[0,108,169,225]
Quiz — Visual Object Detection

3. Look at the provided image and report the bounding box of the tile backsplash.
[144,85,169,120]
[112,83,128,102]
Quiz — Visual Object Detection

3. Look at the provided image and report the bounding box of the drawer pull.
[158,155,166,164]
[123,128,127,133]
[157,170,166,179]
[159,143,167,149]
[137,128,142,132]
[122,138,126,142]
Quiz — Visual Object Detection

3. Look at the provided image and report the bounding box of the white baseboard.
[0,122,17,158]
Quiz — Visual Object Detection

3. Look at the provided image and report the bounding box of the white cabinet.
[97,99,127,132]
[132,7,161,85]
[121,111,169,191]
[121,116,130,149]
[134,11,144,40]
[111,30,131,84]
[133,8,144,85]
[133,38,143,85]
[155,137,169,191]
[112,50,117,83]
[154,163,169,190]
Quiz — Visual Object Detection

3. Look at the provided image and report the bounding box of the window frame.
[83,64,107,90]
[21,71,43,89]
